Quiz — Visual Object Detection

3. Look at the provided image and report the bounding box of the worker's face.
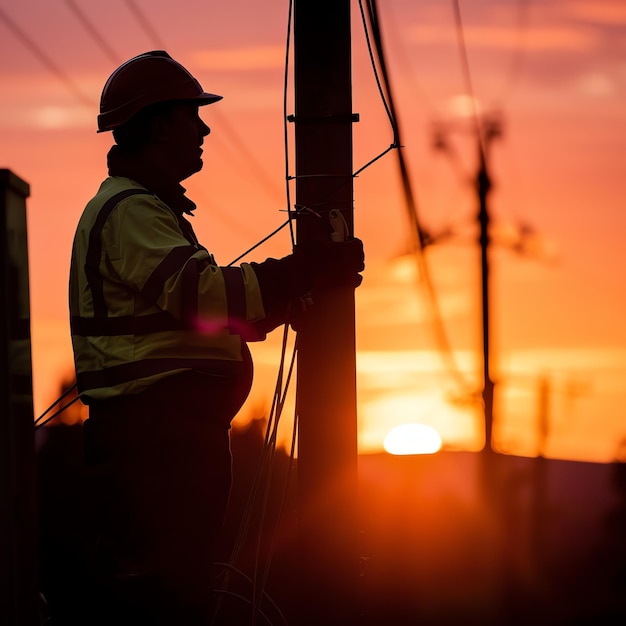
[157,103,211,182]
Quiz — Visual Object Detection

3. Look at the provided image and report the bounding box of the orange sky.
[1,0,625,463]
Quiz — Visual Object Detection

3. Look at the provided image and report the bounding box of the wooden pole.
[293,2,359,623]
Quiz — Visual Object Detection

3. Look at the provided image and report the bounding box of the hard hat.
[97,50,222,132]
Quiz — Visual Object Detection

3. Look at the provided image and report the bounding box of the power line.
[495,0,532,106]
[360,0,473,395]
[0,6,96,107]
[451,0,484,155]
[123,0,167,50]
[65,0,120,64]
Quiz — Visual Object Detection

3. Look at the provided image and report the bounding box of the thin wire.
[252,335,298,617]
[227,213,295,266]
[246,340,300,623]
[283,0,296,248]
[123,0,167,49]
[451,0,484,156]
[494,0,532,106]
[34,383,78,425]
[211,110,285,204]
[353,143,396,177]
[362,0,473,394]
[34,396,81,430]
[213,324,297,624]
[0,6,95,107]
[211,563,289,626]
[214,589,276,626]
[65,0,120,64]
[357,0,397,143]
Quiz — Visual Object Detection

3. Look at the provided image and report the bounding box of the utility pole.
[293,2,359,624]
[433,114,501,453]
[475,117,519,620]
[474,117,500,504]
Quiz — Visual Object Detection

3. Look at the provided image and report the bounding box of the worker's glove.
[294,237,365,289]
[248,238,364,335]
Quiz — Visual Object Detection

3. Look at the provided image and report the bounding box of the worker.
[68,50,364,625]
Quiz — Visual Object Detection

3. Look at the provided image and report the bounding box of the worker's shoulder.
[84,177,169,219]
[94,176,154,207]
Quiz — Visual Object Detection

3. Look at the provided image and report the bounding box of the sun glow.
[384,423,443,456]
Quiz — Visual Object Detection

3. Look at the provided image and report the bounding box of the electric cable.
[123,0,167,50]
[451,0,485,158]
[251,335,299,621]
[0,6,95,108]
[211,323,298,625]
[283,0,296,248]
[64,0,119,64]
[492,0,532,107]
[34,383,78,425]
[34,396,81,430]
[360,0,474,395]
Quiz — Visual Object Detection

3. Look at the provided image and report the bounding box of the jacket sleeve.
[248,255,313,336]
[103,196,266,333]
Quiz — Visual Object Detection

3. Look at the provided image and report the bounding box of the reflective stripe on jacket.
[69,177,266,401]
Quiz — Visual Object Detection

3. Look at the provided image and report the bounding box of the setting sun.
[383,423,443,455]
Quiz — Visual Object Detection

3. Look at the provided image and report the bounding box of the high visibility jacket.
[69,176,267,402]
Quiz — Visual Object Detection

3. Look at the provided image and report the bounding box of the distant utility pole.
[433,113,502,453]
[293,1,359,624]
[477,116,501,455]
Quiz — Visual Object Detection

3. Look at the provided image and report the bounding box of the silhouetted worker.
[68,50,364,625]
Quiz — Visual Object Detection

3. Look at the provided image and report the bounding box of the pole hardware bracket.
[287,113,360,124]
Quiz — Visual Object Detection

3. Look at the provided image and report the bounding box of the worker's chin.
[180,159,204,181]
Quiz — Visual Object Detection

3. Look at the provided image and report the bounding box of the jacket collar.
[107,145,197,215]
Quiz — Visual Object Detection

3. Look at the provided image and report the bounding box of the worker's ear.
[149,103,182,144]
[150,112,173,143]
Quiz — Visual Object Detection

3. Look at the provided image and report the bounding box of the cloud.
[576,72,615,96]
[0,103,93,130]
[408,23,598,52]
[569,0,626,24]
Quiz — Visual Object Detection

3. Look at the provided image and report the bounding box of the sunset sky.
[1,0,624,463]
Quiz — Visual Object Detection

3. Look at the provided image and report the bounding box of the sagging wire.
[212,562,288,626]
[357,0,397,144]
[123,0,167,50]
[34,384,79,430]
[451,0,485,159]
[251,336,299,622]
[283,0,296,249]
[211,320,298,625]
[359,0,474,396]
[0,6,95,108]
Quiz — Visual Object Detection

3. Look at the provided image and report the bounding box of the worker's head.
[98,51,221,180]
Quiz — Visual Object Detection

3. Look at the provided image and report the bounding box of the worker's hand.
[294,237,365,289]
